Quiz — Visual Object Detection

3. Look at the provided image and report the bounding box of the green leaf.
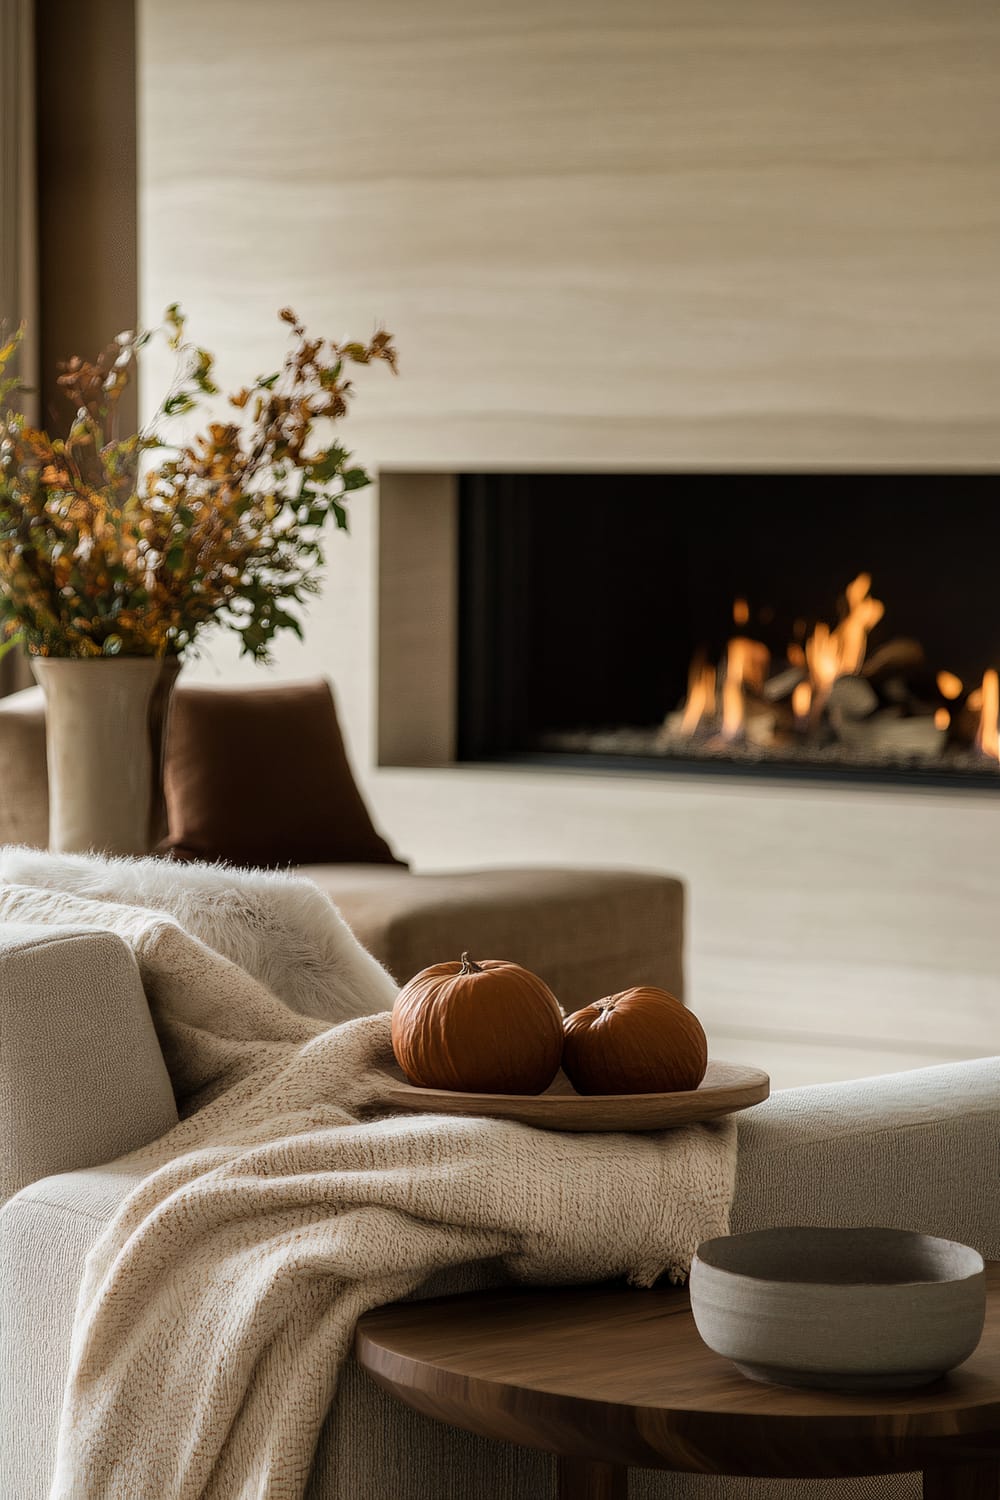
[341,467,370,492]
[164,303,185,350]
[270,609,304,639]
[0,630,23,662]
[164,393,195,417]
[307,451,343,484]
[0,326,25,370]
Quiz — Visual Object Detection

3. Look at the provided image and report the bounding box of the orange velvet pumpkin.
[562,986,707,1095]
[391,953,565,1095]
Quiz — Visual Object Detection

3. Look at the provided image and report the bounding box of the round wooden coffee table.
[355,1262,1000,1498]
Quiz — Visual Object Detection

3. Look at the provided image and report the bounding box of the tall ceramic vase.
[31,657,180,856]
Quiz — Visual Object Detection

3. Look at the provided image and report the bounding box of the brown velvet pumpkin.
[562,986,708,1095]
[391,953,564,1095]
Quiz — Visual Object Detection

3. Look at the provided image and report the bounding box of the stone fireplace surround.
[377,471,1000,781]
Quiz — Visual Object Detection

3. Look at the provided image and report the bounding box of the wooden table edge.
[355,1270,1000,1480]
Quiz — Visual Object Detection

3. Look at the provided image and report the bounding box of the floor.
[374,761,1000,1091]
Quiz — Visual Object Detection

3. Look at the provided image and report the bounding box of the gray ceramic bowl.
[690,1226,986,1391]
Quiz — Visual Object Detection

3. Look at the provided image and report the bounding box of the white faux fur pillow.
[0,848,397,1024]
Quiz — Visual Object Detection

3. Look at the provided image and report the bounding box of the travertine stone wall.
[140,0,1000,739]
[142,0,1000,479]
[139,1,1000,1083]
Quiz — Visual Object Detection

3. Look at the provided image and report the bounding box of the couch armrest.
[0,924,178,1203]
[0,687,48,849]
[732,1057,1000,1256]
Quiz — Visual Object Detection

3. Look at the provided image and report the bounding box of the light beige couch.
[1,922,997,1500]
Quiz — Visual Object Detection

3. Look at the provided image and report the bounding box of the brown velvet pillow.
[162,679,403,868]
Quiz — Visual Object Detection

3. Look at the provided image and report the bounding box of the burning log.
[762,666,807,703]
[827,675,944,759]
[827,675,879,730]
[951,700,980,748]
[664,573,999,772]
[862,638,925,683]
[825,674,945,758]
[833,709,945,758]
[743,697,780,747]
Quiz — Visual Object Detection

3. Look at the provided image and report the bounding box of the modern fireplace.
[457,473,1000,785]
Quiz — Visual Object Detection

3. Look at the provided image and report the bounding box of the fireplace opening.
[457,473,1000,785]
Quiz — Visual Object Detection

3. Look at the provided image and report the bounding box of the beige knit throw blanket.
[0,850,737,1500]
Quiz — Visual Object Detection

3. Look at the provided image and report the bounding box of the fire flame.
[721,641,747,739]
[677,577,882,741]
[977,669,999,760]
[668,573,999,767]
[792,680,812,725]
[805,574,884,703]
[721,637,769,740]
[679,655,716,736]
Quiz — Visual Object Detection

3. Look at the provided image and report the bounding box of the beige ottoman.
[302,863,685,1012]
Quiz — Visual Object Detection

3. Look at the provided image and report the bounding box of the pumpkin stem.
[460,952,484,974]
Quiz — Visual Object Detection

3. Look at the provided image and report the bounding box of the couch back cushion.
[162,679,403,869]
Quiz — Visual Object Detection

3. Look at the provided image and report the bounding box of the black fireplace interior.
[457,473,1000,785]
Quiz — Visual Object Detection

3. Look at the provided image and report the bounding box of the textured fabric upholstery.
[0,924,177,1205]
[0,1166,146,1500]
[2,1059,995,1500]
[305,863,686,1011]
[162,680,404,868]
[0,685,47,848]
[732,1057,1000,1249]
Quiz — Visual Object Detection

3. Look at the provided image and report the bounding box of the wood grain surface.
[922,1461,999,1499]
[355,1263,1000,1480]
[557,1457,627,1499]
[380,1059,769,1132]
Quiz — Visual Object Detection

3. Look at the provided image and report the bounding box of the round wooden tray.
[381,1059,769,1132]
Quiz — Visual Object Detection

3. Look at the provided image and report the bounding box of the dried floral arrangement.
[0,307,396,661]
